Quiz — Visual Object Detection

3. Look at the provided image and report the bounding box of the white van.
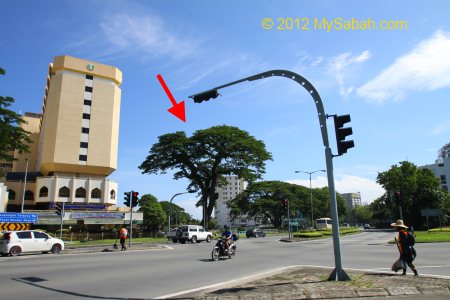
[316,218,332,229]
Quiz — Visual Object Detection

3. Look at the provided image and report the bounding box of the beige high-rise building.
[4,55,122,211]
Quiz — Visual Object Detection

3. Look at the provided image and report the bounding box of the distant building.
[340,192,362,211]
[421,157,450,194]
[214,175,259,228]
[4,55,122,212]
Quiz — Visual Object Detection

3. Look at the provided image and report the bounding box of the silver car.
[0,230,64,256]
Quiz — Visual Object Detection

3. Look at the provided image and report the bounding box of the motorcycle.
[211,235,237,261]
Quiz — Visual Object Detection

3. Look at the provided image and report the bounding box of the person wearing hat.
[391,219,418,276]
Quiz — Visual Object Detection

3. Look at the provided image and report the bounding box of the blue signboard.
[49,203,106,210]
[0,213,39,223]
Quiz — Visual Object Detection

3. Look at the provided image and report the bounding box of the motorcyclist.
[221,225,233,254]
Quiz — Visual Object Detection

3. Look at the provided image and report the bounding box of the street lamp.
[189,69,350,281]
[168,191,194,231]
[295,169,326,228]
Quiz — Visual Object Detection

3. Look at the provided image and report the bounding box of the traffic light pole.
[59,202,65,240]
[287,200,291,240]
[189,69,350,281]
[129,190,133,247]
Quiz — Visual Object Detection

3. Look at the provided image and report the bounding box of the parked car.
[364,224,371,230]
[0,230,64,256]
[341,223,350,227]
[246,228,266,238]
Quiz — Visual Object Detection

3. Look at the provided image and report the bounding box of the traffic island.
[192,266,450,299]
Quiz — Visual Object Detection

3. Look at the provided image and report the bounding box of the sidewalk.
[182,266,450,300]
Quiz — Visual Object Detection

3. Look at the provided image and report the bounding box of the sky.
[1,0,449,219]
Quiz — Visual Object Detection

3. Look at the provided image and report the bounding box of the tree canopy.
[376,160,449,228]
[227,180,346,228]
[139,125,272,227]
[0,68,32,161]
[438,142,450,159]
[138,194,166,231]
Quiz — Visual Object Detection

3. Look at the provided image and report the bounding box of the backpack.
[407,231,416,246]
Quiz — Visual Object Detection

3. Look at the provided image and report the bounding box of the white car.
[0,230,64,256]
[174,225,213,244]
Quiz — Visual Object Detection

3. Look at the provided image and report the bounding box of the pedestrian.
[391,219,418,276]
[119,225,128,251]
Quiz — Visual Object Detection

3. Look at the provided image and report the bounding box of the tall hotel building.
[2,55,122,212]
[214,175,260,228]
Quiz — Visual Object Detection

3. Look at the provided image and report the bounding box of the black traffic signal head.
[55,202,63,216]
[190,90,219,103]
[282,199,288,208]
[333,114,355,156]
[124,192,131,207]
[132,192,139,207]
[394,191,401,200]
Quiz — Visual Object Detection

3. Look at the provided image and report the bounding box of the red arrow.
[156,74,186,122]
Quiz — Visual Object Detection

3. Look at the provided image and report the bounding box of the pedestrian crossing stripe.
[0,223,30,231]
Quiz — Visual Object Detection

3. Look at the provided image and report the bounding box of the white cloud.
[287,175,384,204]
[357,30,450,103]
[98,14,200,60]
[328,50,371,97]
[431,121,450,135]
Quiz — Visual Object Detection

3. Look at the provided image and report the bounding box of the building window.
[79,155,87,161]
[110,190,116,200]
[440,175,447,184]
[85,86,93,92]
[91,188,101,199]
[24,190,34,201]
[84,99,92,106]
[86,74,93,80]
[7,189,16,200]
[81,127,90,134]
[82,113,90,120]
[80,142,88,148]
[59,186,70,198]
[39,186,48,197]
[75,187,86,198]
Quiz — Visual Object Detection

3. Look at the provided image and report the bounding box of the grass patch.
[428,227,450,233]
[415,230,450,243]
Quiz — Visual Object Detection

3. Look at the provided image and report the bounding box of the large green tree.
[227,181,346,228]
[139,125,272,227]
[0,68,31,161]
[138,194,166,231]
[377,161,449,228]
[159,201,191,229]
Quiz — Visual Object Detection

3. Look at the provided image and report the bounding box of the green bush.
[294,232,323,238]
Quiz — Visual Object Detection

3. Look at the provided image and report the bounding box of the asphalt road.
[0,231,449,299]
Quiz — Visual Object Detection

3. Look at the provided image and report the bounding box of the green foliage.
[159,200,191,227]
[0,68,32,161]
[352,205,372,224]
[294,232,323,238]
[376,161,447,229]
[415,230,450,243]
[227,181,346,228]
[138,194,166,231]
[139,125,272,227]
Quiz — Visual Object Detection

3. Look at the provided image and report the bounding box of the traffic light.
[55,202,63,216]
[132,191,139,207]
[124,192,131,207]
[333,114,355,156]
[191,90,219,103]
[394,191,401,204]
[282,199,288,208]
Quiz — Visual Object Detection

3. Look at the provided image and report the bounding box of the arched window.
[7,189,16,200]
[75,187,86,198]
[110,189,116,200]
[24,190,34,201]
[59,186,70,198]
[91,188,101,199]
[39,186,48,197]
